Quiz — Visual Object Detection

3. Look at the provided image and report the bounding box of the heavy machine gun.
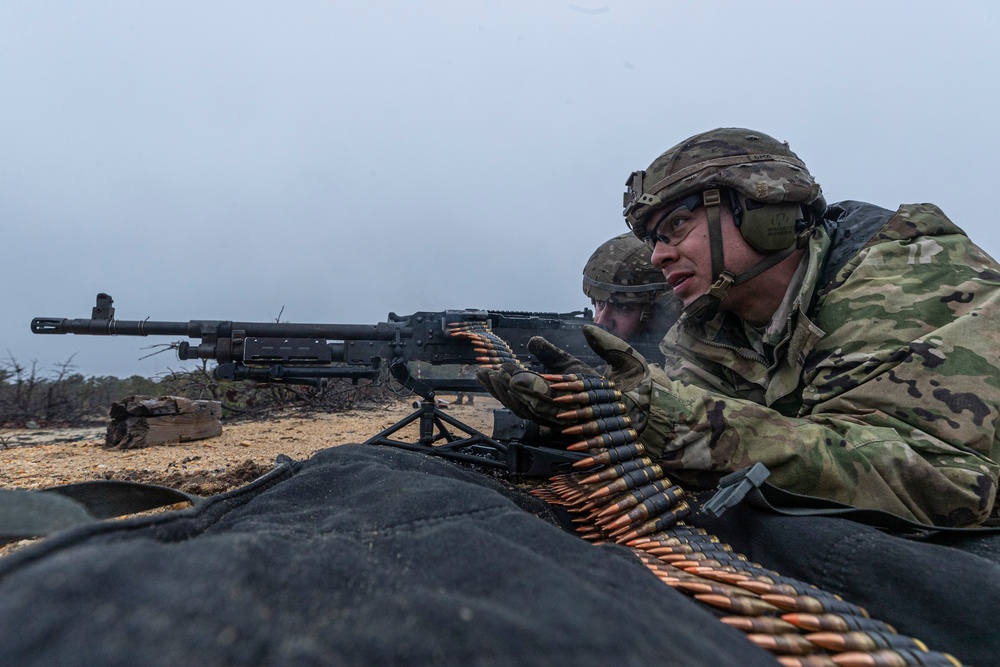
[32,293,606,477]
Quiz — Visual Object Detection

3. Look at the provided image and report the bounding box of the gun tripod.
[362,358,585,476]
[363,397,514,470]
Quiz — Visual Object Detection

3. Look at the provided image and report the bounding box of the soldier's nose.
[651,243,678,269]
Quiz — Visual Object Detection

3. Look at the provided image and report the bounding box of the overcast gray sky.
[3,1,999,379]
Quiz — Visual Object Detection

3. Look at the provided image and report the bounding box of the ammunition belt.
[531,372,964,667]
[533,375,961,667]
[447,320,524,366]
[447,320,965,667]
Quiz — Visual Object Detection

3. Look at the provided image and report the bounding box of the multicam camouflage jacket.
[645,201,1000,527]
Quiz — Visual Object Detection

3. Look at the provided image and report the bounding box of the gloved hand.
[476,326,653,432]
[525,336,599,377]
[475,335,606,428]
[476,361,568,428]
[579,325,652,432]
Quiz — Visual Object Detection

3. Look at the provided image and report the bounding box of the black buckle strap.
[700,462,770,518]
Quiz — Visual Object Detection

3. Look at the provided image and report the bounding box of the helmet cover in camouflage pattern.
[623,127,827,234]
[583,233,670,304]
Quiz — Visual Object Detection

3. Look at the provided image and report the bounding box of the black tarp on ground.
[0,444,777,667]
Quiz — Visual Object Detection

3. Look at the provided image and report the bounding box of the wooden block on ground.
[106,395,222,449]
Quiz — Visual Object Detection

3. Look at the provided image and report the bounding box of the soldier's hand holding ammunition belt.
[577,325,652,433]
[476,325,653,433]
[476,360,571,428]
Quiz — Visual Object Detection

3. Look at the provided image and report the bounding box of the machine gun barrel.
[30,294,411,364]
[31,316,399,341]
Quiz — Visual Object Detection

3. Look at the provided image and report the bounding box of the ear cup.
[738,202,803,252]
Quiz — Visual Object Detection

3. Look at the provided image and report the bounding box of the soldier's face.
[645,204,765,310]
[592,300,643,340]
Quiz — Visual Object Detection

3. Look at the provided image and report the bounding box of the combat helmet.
[582,232,670,306]
[622,128,826,320]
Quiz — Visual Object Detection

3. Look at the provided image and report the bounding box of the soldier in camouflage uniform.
[582,233,682,364]
[481,127,1000,527]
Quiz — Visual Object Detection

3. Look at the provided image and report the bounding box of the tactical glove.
[475,335,605,428]
[476,361,568,428]
[579,325,652,432]
[525,336,599,377]
[476,326,653,432]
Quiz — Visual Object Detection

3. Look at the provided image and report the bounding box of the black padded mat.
[0,444,776,667]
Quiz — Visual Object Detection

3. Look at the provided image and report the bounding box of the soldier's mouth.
[665,272,693,291]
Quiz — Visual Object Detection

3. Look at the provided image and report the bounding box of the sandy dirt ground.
[0,395,501,556]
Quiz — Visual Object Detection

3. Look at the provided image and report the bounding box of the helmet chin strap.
[682,189,799,322]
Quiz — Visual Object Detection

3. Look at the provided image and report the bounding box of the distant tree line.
[0,355,397,428]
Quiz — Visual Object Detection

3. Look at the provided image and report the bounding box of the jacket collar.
[671,227,831,405]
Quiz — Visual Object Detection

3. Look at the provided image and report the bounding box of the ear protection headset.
[729,192,809,253]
